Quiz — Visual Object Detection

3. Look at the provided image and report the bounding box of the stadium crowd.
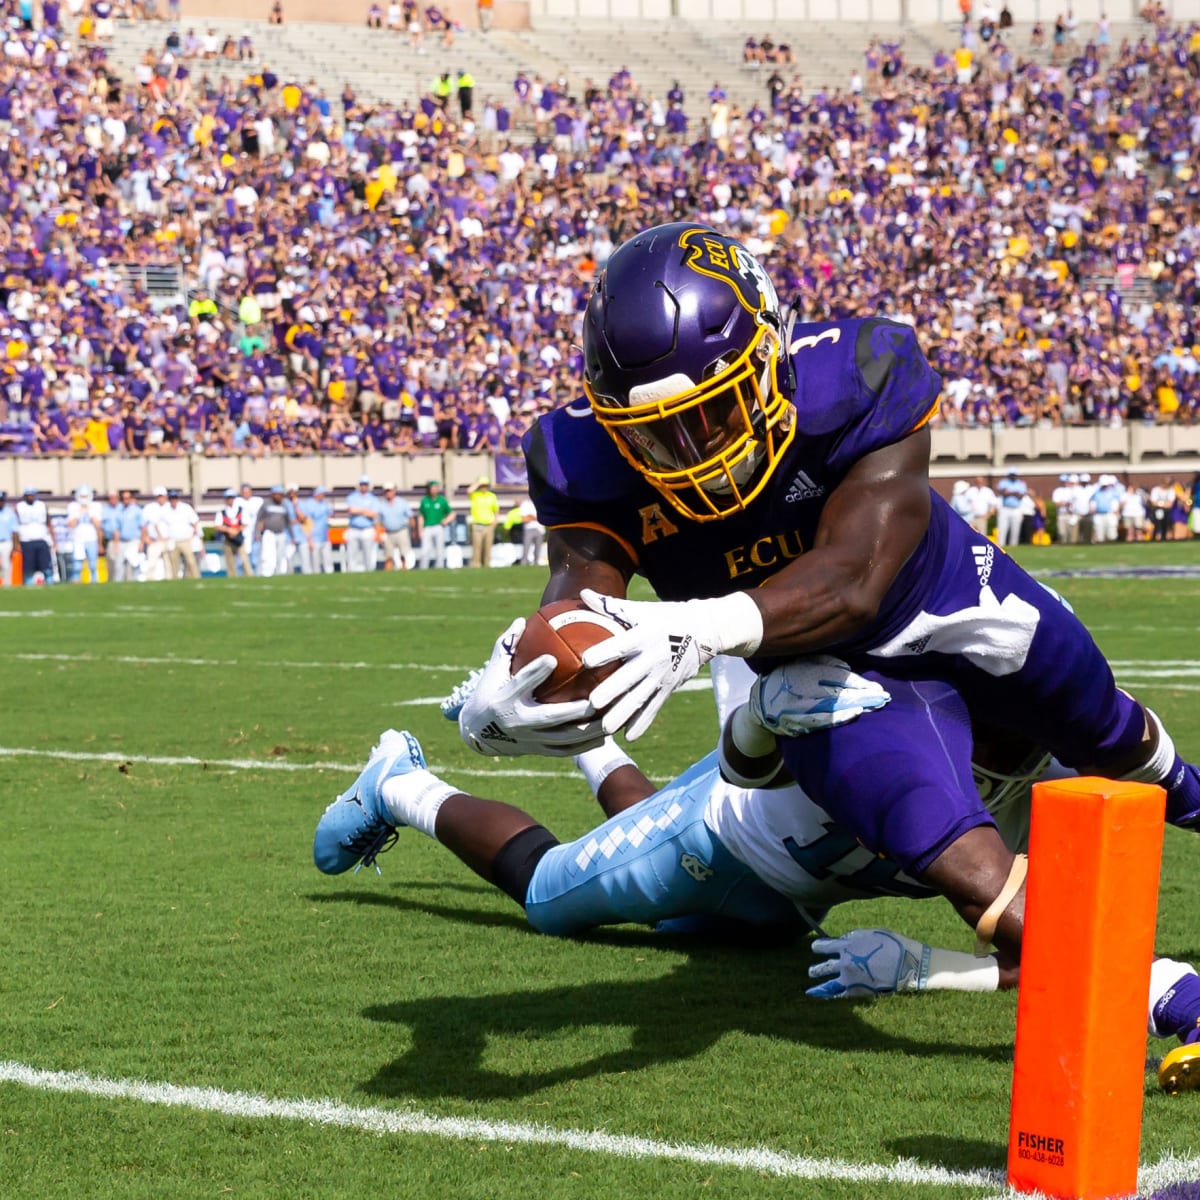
[0,2,1195,463]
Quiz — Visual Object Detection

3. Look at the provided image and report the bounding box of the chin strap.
[974,852,1028,957]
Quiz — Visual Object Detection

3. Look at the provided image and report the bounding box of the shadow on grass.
[355,938,1012,1101]
[887,1134,1007,1171]
[311,889,529,933]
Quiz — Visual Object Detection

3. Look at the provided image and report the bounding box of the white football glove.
[457,618,606,757]
[806,928,931,999]
[580,589,764,741]
[440,668,483,722]
[749,655,891,736]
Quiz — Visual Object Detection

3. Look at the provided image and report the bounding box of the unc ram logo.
[678,228,779,317]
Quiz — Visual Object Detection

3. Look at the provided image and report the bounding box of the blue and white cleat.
[313,729,425,875]
[440,668,483,722]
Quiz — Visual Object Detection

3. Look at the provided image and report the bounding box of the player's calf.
[919,824,1024,980]
[1151,962,1200,1094]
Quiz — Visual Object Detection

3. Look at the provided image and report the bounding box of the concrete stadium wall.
[6,424,1200,500]
[0,450,498,500]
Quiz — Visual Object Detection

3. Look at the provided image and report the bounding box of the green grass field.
[2,545,1200,1199]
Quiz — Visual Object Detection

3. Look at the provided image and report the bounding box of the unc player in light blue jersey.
[313,652,1200,1093]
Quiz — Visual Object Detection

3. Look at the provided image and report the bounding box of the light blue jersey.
[525,754,801,937]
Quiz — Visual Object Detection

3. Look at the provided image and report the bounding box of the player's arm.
[806,927,1010,999]
[541,524,634,605]
[754,427,931,653]
[581,430,931,739]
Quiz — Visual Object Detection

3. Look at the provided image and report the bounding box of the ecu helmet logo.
[677,227,779,317]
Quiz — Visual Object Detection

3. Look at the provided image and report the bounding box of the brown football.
[510,599,627,703]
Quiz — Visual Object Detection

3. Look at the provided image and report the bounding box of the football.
[511,599,627,703]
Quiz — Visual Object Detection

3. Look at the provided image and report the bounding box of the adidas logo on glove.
[668,634,693,672]
[480,722,517,744]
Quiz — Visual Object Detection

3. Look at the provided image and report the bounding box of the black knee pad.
[492,825,559,906]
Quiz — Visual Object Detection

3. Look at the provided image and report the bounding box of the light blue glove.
[750,655,891,737]
[806,928,930,999]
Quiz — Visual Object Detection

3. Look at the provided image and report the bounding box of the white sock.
[381,770,460,839]
[1122,707,1177,784]
[1148,959,1198,1037]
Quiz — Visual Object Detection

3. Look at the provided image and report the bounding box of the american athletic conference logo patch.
[677,228,778,315]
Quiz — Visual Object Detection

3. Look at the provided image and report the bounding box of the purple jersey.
[527,318,941,653]
[525,315,1157,874]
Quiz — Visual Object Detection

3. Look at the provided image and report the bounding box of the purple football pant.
[780,525,1150,875]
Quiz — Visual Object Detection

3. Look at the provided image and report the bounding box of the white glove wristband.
[921,946,1001,993]
[708,590,765,657]
[579,589,763,743]
[573,739,636,798]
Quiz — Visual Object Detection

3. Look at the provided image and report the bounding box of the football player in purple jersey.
[454,220,1200,1004]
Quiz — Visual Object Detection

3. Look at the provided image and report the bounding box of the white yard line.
[0,609,503,622]
[1108,661,1200,667]
[3,654,720,697]
[1117,683,1200,693]
[6,652,471,673]
[3,1058,1196,1193]
[0,1059,1002,1189]
[0,1060,1195,1194]
[0,745,578,780]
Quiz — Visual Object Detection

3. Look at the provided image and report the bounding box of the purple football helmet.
[582,221,795,522]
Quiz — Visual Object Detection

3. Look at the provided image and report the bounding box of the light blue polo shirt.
[118,502,145,541]
[100,502,122,540]
[376,495,412,532]
[300,497,333,542]
[346,488,379,530]
[284,498,306,544]
[997,477,1028,508]
[0,504,17,542]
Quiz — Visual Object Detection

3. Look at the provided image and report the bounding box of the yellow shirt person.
[468,477,500,568]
